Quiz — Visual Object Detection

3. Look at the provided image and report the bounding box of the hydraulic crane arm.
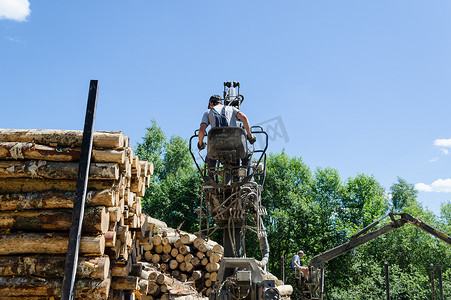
[309,213,451,270]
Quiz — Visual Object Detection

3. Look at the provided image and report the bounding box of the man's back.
[201,104,240,128]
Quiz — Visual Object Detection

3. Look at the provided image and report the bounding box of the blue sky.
[1,1,451,215]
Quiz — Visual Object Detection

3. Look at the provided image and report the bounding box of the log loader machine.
[189,82,284,300]
[296,212,451,300]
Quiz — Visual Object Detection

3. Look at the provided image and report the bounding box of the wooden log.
[0,276,110,298]
[151,234,162,246]
[163,244,172,254]
[0,142,126,164]
[138,279,149,295]
[0,161,119,180]
[151,254,161,264]
[174,238,184,249]
[210,272,218,282]
[111,259,132,277]
[108,207,122,223]
[148,281,161,296]
[111,276,139,290]
[171,247,179,258]
[196,251,205,259]
[176,253,185,263]
[206,263,220,273]
[144,250,152,262]
[161,253,171,263]
[197,242,213,253]
[180,233,197,245]
[156,273,174,285]
[213,244,224,254]
[105,239,121,260]
[185,262,194,273]
[142,242,152,252]
[179,245,191,255]
[205,279,212,288]
[0,190,116,211]
[147,217,167,233]
[0,255,109,279]
[139,161,148,177]
[147,162,154,176]
[201,258,209,266]
[154,244,163,254]
[162,236,179,246]
[0,178,121,193]
[275,285,293,296]
[179,262,186,272]
[0,129,124,148]
[209,253,222,264]
[169,259,178,270]
[184,253,194,263]
[0,206,109,233]
[190,257,201,268]
[160,263,168,272]
[0,233,105,255]
[191,270,205,281]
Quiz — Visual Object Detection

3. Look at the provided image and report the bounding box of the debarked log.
[0,160,119,180]
[0,255,110,279]
[0,142,126,164]
[0,206,109,233]
[0,276,110,299]
[0,233,105,255]
[0,178,121,193]
[0,190,116,211]
[0,129,124,149]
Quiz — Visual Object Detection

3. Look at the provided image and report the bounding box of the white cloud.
[429,157,439,163]
[415,179,451,193]
[434,138,451,148]
[0,0,30,22]
[441,148,449,155]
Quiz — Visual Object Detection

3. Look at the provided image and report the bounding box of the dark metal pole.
[438,265,443,300]
[61,80,98,300]
[431,263,436,300]
[384,261,390,300]
[320,268,325,300]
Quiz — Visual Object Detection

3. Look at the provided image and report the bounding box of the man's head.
[298,250,304,257]
[208,95,222,108]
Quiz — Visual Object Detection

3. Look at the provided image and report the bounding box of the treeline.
[136,120,451,299]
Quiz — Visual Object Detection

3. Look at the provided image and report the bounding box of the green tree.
[389,177,418,212]
[136,120,202,233]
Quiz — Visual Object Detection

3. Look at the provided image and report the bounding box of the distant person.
[291,250,310,281]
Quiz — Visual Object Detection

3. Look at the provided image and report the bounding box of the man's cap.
[298,250,304,255]
[209,95,222,102]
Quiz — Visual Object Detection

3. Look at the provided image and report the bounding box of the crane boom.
[301,213,451,300]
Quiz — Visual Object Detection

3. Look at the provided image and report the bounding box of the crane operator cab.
[189,82,280,300]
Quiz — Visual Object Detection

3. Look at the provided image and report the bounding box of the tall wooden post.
[384,261,390,300]
[430,263,436,300]
[61,80,98,300]
[438,265,443,300]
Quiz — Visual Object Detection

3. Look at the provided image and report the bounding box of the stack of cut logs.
[139,218,224,298]
[0,129,189,299]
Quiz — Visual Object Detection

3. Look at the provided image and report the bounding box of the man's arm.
[236,111,252,138]
[198,123,208,147]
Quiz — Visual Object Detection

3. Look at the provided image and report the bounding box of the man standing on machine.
[197,94,255,150]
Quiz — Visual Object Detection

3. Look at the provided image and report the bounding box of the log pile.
[139,221,224,297]
[0,129,156,299]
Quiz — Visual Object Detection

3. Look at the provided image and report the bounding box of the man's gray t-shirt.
[201,104,240,128]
